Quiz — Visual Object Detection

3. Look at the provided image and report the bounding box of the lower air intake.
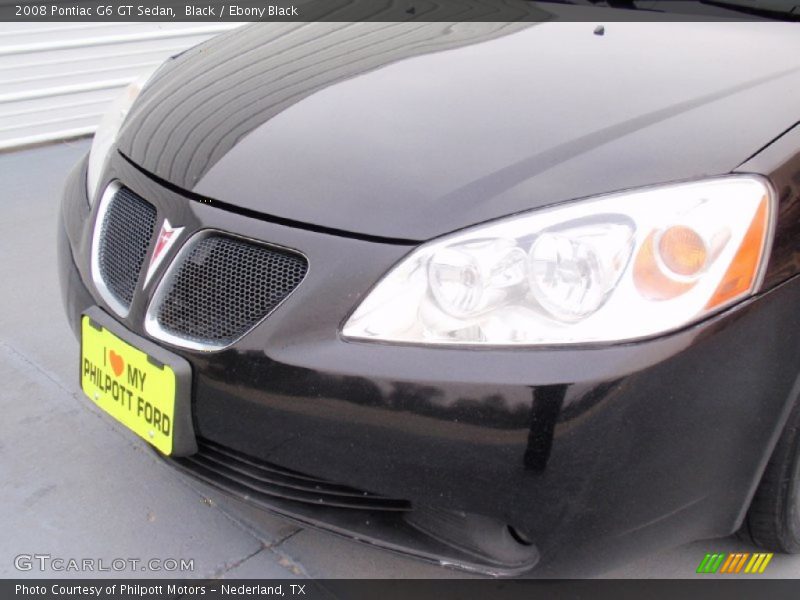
[175,440,411,511]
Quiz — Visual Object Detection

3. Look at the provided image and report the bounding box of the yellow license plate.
[81,316,176,455]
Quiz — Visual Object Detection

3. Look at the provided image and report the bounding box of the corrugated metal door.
[0,23,241,150]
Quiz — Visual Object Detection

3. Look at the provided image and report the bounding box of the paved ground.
[1,140,799,580]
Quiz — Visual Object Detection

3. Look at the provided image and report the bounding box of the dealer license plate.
[80,315,176,455]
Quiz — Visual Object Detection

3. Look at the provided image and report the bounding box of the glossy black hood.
[117,21,800,241]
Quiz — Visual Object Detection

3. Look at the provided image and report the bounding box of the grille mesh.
[153,235,307,347]
[97,187,157,309]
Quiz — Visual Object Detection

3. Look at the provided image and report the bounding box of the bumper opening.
[168,440,539,577]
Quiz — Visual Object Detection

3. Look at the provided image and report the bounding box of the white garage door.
[0,23,242,150]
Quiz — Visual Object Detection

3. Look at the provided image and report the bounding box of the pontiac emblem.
[144,219,184,286]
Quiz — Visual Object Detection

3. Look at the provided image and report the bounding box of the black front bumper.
[59,153,800,576]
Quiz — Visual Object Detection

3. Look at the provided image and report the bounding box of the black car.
[58,16,800,576]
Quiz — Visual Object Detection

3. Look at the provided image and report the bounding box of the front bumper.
[59,153,800,576]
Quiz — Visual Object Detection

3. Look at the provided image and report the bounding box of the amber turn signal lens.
[658,226,707,277]
[633,232,696,300]
[705,194,770,310]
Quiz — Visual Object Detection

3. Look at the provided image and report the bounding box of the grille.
[175,440,411,511]
[96,186,157,311]
[149,235,307,348]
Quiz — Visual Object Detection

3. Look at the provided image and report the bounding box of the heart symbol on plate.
[109,350,125,378]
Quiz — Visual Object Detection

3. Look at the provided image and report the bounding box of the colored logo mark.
[696,552,773,574]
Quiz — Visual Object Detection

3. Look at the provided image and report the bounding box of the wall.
[0,23,241,150]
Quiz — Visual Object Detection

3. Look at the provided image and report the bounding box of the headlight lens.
[86,69,156,203]
[342,176,774,346]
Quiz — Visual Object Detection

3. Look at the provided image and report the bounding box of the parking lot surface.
[1,140,799,579]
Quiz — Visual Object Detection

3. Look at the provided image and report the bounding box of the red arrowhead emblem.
[144,219,184,286]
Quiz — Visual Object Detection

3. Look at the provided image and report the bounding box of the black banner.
[7,579,800,600]
[0,0,793,22]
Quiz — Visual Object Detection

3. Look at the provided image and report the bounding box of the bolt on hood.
[117,21,800,241]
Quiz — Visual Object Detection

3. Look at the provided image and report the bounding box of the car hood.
[118,21,800,241]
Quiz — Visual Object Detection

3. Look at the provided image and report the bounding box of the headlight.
[342,176,774,346]
[86,68,157,203]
